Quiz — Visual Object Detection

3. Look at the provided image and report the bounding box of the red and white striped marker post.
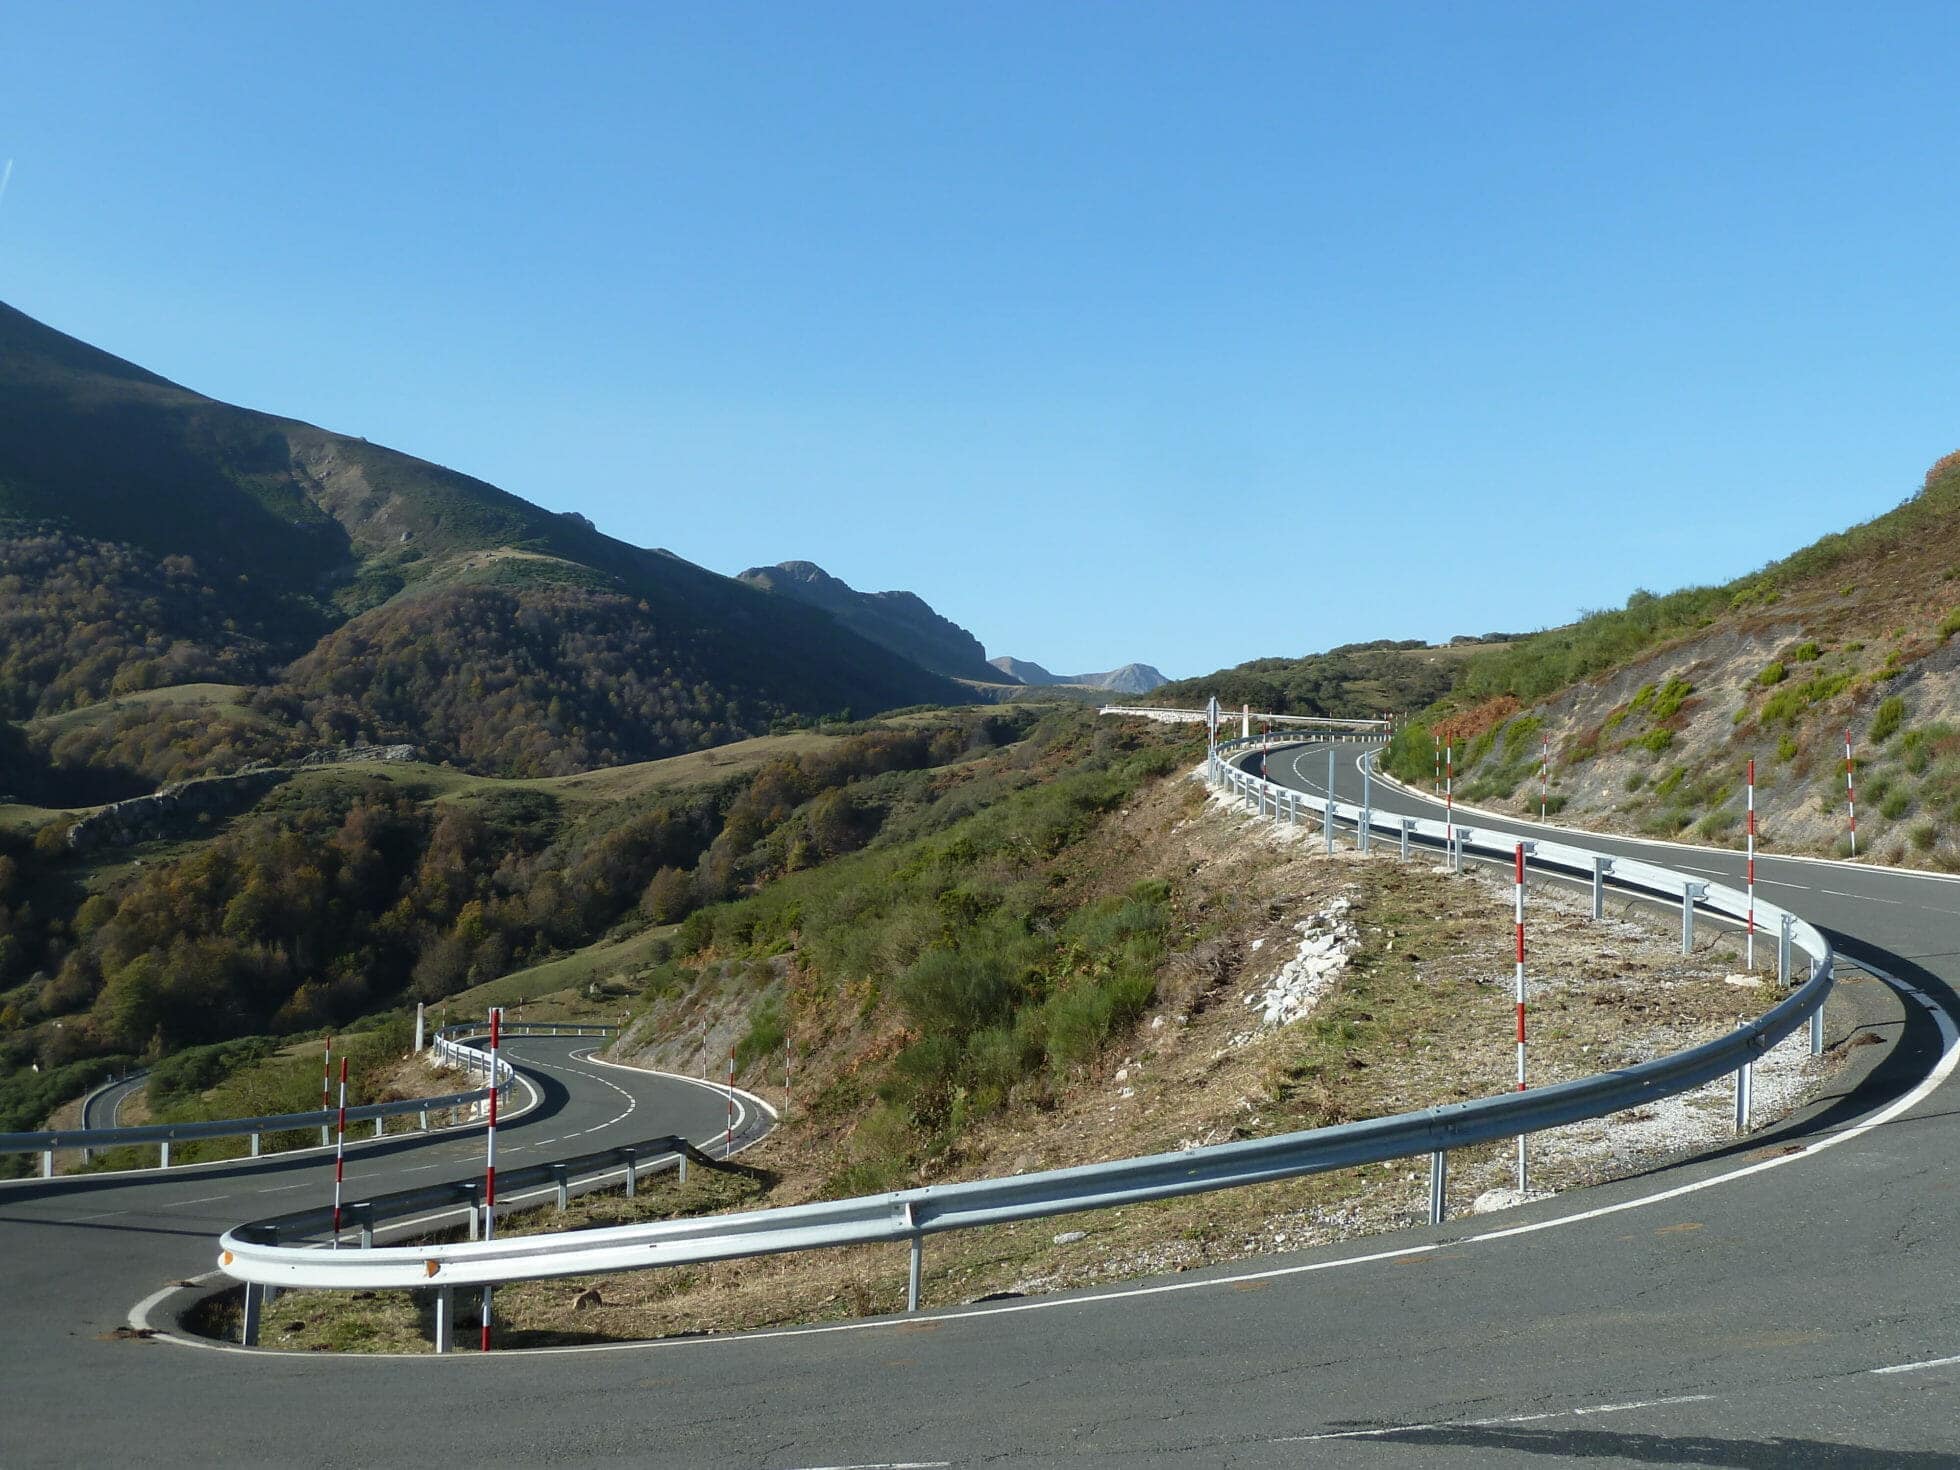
[320,1036,333,1147]
[330,1057,348,1247]
[1845,729,1858,857]
[1514,842,1528,1192]
[1745,759,1757,970]
[481,1007,500,1352]
[724,1056,736,1155]
[1539,736,1549,822]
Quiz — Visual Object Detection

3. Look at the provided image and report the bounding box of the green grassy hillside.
[1383,451,1960,864]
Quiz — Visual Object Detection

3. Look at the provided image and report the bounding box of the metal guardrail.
[214,751,1835,1333]
[1101,704,1391,732]
[222,1130,754,1349]
[1,1023,614,1177]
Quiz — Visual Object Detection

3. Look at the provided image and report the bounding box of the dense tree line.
[258,585,959,777]
[0,526,312,719]
[0,716,1017,1070]
[1149,645,1458,720]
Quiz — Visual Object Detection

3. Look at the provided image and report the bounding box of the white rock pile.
[1242,897,1358,1032]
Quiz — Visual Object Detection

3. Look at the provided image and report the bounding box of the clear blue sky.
[4,3,1957,680]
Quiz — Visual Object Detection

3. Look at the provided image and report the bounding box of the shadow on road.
[1353,1424,1960,1466]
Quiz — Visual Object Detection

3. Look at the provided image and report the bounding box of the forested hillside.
[1148,639,1487,721]
[0,300,967,793]
[0,704,1047,1147]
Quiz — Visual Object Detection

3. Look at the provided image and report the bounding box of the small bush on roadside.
[1872,696,1907,744]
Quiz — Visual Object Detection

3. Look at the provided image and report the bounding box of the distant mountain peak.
[738,561,1005,685]
[989,656,1168,694]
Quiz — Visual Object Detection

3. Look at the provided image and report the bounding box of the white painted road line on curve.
[1277,1392,1718,1443]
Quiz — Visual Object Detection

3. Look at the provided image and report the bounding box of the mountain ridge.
[736,560,1004,685]
[0,300,969,780]
[989,656,1168,694]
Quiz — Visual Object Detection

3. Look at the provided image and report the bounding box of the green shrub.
[1792,642,1822,662]
[1653,766,1686,798]
[1501,715,1544,757]
[1649,678,1694,722]
[1880,789,1911,821]
[1761,672,1857,726]
[732,994,786,1073]
[1910,822,1938,851]
[1777,734,1799,762]
[1636,729,1673,753]
[1872,696,1907,744]
[1941,609,1960,642]
[1696,810,1734,840]
[1758,662,1786,687]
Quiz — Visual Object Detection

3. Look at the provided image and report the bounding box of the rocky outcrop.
[66,770,291,852]
[297,743,420,767]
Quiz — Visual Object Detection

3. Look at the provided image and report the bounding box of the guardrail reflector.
[425,1259,441,1277]
[220,1250,233,1266]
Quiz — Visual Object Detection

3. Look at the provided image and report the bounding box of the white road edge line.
[1870,1352,1960,1376]
[1276,1392,1718,1443]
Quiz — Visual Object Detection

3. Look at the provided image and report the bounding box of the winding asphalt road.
[3,745,1958,1467]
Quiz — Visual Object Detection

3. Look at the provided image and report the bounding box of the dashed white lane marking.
[162,1194,227,1209]
[1871,1352,1960,1376]
[1276,1393,1717,1443]
[517,1050,638,1133]
[782,1462,951,1470]
[63,1209,126,1222]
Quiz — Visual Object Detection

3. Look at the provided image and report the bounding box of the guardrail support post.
[1325,747,1336,853]
[1811,1006,1825,1056]
[419,1108,430,1132]
[240,1283,262,1347]
[907,1235,923,1313]
[1680,882,1708,954]
[461,1183,482,1240]
[1429,1151,1447,1225]
[553,1164,571,1211]
[250,1132,261,1157]
[39,1149,52,1178]
[622,1151,638,1199]
[373,1116,385,1138]
[1359,762,1372,852]
[1778,914,1794,986]
[433,1287,455,1354]
[1400,819,1412,860]
[359,1205,375,1250]
[1734,1027,1754,1133]
[1591,857,1613,920]
[160,1140,171,1169]
[678,1152,688,1184]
